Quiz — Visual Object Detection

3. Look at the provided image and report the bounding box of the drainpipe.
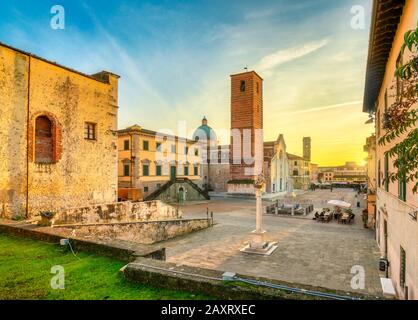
[130,134,133,188]
[26,55,31,218]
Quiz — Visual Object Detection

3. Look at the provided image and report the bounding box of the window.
[143,165,149,176]
[156,142,162,152]
[256,82,259,94]
[156,183,161,189]
[194,148,199,156]
[294,161,297,166]
[384,154,389,192]
[378,160,381,187]
[171,145,176,153]
[184,166,189,176]
[398,151,407,201]
[84,122,96,140]
[240,80,246,92]
[156,165,162,176]
[35,116,53,163]
[123,164,130,177]
[400,247,406,289]
[144,186,149,193]
[124,139,129,150]
[185,146,189,155]
[293,170,298,176]
[396,52,403,101]
[143,140,149,151]
[377,111,381,137]
[194,166,198,176]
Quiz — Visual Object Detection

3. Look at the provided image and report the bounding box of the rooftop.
[0,41,120,84]
[363,0,406,113]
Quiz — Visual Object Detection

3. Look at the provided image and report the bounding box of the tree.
[379,27,418,193]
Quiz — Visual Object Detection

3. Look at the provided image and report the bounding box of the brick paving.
[164,189,383,296]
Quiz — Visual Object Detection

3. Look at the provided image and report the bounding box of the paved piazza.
[163,189,383,296]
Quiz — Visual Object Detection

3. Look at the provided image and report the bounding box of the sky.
[0,0,375,166]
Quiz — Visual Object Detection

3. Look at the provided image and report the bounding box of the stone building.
[310,163,319,184]
[0,42,119,219]
[362,0,417,299]
[193,117,222,191]
[191,71,307,195]
[117,124,205,201]
[318,162,366,184]
[287,152,311,190]
[364,134,377,229]
[263,135,290,194]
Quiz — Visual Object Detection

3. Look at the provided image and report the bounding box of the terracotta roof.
[118,125,197,144]
[287,153,309,161]
[0,41,120,84]
[363,0,406,112]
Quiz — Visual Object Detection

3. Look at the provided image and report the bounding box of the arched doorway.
[178,187,185,203]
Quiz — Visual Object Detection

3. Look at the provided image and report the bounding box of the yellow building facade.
[117,125,203,198]
[363,0,417,299]
[0,43,119,219]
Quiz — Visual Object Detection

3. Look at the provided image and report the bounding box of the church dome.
[193,117,217,145]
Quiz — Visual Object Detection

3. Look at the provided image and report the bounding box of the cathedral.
[192,70,312,196]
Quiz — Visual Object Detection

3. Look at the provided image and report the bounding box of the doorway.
[170,166,177,180]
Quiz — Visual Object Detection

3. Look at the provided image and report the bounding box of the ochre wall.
[0,44,119,218]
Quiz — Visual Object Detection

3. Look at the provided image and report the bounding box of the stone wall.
[227,183,255,195]
[56,218,210,244]
[53,200,182,225]
[0,44,119,219]
[151,181,208,203]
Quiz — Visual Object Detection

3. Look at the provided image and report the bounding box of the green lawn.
[0,233,211,300]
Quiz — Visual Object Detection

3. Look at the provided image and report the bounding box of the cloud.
[254,39,329,74]
[288,100,362,115]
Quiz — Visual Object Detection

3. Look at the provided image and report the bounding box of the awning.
[327,200,352,208]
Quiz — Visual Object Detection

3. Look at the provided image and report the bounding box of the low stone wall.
[124,257,382,300]
[0,221,165,262]
[53,200,182,226]
[55,218,211,244]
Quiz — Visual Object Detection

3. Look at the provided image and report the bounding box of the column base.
[240,241,278,256]
[240,232,278,256]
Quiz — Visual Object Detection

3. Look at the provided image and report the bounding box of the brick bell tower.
[229,71,264,189]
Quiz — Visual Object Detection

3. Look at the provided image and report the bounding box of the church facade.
[191,70,310,195]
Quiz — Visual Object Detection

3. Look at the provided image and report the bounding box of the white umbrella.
[327,200,352,208]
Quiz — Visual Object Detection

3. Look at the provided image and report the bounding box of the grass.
[0,233,212,300]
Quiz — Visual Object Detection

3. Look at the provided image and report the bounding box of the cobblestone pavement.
[163,189,383,296]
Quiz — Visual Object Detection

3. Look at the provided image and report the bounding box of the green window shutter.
[400,247,406,288]
[384,154,389,192]
[143,165,149,176]
[123,164,130,176]
[143,141,149,151]
[194,166,198,176]
[156,165,162,176]
[184,166,189,176]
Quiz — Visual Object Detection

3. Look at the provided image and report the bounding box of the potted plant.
[39,211,56,226]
